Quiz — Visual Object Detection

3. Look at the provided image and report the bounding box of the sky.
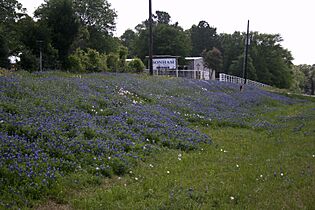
[19,0,315,65]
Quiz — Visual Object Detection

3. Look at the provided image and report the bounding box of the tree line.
[0,0,314,94]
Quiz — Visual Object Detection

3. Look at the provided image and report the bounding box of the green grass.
[37,102,315,209]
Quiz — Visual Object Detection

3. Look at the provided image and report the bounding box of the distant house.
[145,55,215,81]
[185,57,215,80]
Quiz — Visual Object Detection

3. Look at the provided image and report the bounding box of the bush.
[19,49,38,72]
[127,58,145,73]
[107,52,119,72]
[68,48,107,72]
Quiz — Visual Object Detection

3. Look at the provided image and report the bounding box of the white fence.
[146,69,211,80]
[219,73,270,88]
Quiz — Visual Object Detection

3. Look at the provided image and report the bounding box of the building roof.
[146,55,180,58]
[185,57,203,60]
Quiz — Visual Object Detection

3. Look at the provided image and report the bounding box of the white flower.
[93,157,97,160]
[167,171,170,174]
[178,157,182,161]
[0,120,4,123]
[129,170,133,174]
[178,154,182,158]
[149,164,154,168]
[236,164,239,168]
[230,196,235,200]
[135,177,138,181]
[313,155,315,158]
[280,173,284,177]
[220,149,223,152]
[223,150,227,153]
[96,167,100,171]
[118,177,121,180]
[260,174,263,178]
[108,156,111,160]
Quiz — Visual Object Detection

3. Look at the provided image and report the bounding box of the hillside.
[0,72,314,209]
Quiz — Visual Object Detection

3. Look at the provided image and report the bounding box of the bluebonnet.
[0,72,300,207]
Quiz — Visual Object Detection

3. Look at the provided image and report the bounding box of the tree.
[17,16,59,70]
[297,64,315,95]
[120,29,137,57]
[250,33,293,88]
[219,32,244,74]
[218,31,293,88]
[73,0,117,34]
[290,65,306,93]
[0,33,10,68]
[154,11,171,24]
[0,0,25,25]
[202,47,223,79]
[0,0,26,67]
[228,54,257,81]
[36,0,80,69]
[190,21,218,56]
[71,0,118,54]
[133,11,191,63]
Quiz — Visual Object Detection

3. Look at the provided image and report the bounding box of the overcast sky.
[19,0,315,65]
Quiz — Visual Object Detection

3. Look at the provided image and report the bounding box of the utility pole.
[149,0,153,75]
[37,40,43,72]
[243,20,250,84]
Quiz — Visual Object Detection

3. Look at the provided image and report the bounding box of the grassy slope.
[58,104,314,210]
[0,71,314,209]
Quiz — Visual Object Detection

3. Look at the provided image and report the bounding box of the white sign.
[153,58,177,70]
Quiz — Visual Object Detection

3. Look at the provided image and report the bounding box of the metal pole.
[37,40,43,72]
[243,20,250,84]
[149,0,153,75]
[40,45,43,72]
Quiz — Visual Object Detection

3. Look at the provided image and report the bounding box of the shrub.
[68,48,107,72]
[107,52,119,72]
[19,49,38,72]
[127,58,145,73]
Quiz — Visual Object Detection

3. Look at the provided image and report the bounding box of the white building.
[185,57,215,80]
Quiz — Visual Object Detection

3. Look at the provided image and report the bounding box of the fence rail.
[219,73,270,88]
[145,69,210,80]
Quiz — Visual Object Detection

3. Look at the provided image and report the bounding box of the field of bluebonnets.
[0,71,312,208]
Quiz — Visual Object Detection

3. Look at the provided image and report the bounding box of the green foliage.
[17,16,59,70]
[120,29,137,58]
[154,11,171,24]
[296,64,315,95]
[19,48,38,72]
[190,21,219,56]
[229,54,257,81]
[73,0,117,33]
[202,47,223,78]
[131,11,191,63]
[35,0,80,69]
[0,33,10,68]
[127,58,145,73]
[107,52,119,72]
[68,48,107,72]
[118,46,128,71]
[0,0,25,25]
[219,32,293,88]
